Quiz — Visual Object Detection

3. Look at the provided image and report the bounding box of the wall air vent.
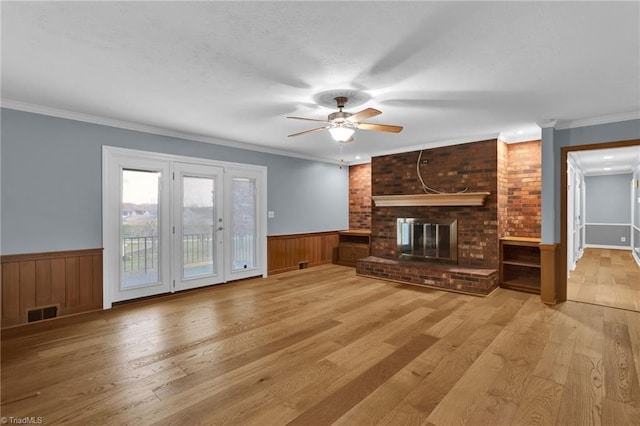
[27,305,59,323]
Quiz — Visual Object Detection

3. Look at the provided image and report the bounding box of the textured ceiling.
[2,2,639,164]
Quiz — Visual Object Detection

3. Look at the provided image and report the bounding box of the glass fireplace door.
[397,218,457,262]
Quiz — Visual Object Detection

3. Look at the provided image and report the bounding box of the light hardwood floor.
[2,264,639,425]
[568,247,640,312]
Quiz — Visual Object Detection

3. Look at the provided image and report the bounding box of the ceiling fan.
[287,96,403,142]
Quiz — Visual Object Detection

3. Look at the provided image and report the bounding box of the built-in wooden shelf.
[499,236,541,294]
[502,260,542,268]
[336,230,371,267]
[371,192,490,207]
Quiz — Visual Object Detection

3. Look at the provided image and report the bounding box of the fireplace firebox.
[397,218,458,262]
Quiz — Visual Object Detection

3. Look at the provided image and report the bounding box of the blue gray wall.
[584,174,631,247]
[3,109,638,255]
[0,108,348,255]
[540,118,640,244]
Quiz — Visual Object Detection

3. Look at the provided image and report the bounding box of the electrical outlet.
[621,237,626,242]
[267,211,275,219]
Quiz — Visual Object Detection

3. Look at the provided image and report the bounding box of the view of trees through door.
[121,169,161,289]
[181,175,216,279]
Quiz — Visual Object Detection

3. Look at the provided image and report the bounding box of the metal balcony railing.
[122,233,254,273]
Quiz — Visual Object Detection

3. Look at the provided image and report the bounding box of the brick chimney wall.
[371,139,500,269]
[350,139,541,271]
[349,163,372,230]
[498,140,509,238]
[505,140,542,238]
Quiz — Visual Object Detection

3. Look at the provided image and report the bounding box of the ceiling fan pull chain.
[339,143,344,169]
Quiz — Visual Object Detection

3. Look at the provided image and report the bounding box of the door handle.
[218,226,224,231]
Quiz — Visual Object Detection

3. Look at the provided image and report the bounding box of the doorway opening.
[562,141,640,312]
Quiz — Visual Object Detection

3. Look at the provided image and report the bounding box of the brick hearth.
[356,256,497,295]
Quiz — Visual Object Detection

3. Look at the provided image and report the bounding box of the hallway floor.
[568,247,640,312]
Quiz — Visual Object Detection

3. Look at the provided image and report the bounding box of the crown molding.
[347,158,372,166]
[497,130,542,144]
[6,98,635,168]
[536,119,558,129]
[554,110,640,130]
[0,99,341,165]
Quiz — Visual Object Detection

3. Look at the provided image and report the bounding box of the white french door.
[225,168,262,281]
[106,157,172,302]
[103,147,266,307]
[173,163,225,291]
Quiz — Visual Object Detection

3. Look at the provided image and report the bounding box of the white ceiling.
[2,2,639,164]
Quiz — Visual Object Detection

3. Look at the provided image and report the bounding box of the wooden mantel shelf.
[371,192,490,207]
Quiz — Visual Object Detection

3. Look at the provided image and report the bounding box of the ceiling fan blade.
[287,116,331,124]
[288,126,330,137]
[357,123,403,133]
[346,108,381,123]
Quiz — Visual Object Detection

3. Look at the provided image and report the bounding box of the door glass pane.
[231,178,256,271]
[121,169,160,289]
[183,176,215,279]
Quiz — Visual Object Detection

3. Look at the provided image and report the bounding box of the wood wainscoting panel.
[1,248,103,328]
[19,261,37,319]
[540,243,561,305]
[65,257,80,308]
[2,262,21,322]
[79,255,94,306]
[51,258,67,308]
[92,254,103,308]
[35,259,52,307]
[267,231,340,275]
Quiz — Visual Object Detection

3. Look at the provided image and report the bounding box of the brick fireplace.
[356,139,502,295]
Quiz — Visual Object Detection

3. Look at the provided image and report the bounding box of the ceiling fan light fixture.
[328,126,355,142]
[287,95,402,141]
